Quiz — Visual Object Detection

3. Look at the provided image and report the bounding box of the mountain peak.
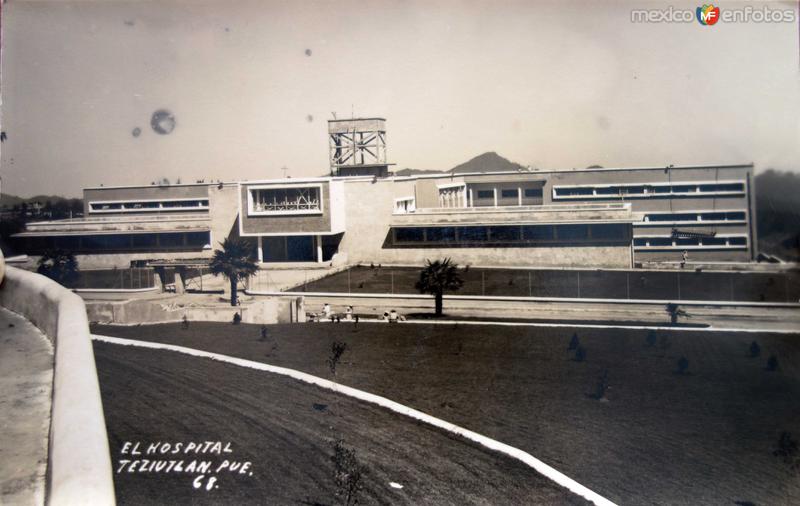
[449,152,526,174]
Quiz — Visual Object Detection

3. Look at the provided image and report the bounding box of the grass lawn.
[94,342,585,505]
[93,322,800,505]
[288,265,800,303]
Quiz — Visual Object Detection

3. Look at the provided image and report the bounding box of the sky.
[1,0,799,198]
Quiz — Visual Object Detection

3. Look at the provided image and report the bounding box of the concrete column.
[493,188,498,207]
[316,235,323,263]
[257,236,263,263]
[518,187,522,206]
[468,188,473,208]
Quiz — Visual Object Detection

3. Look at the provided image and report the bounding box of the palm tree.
[209,238,259,306]
[37,249,79,286]
[415,258,464,317]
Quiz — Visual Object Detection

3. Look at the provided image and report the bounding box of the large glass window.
[251,187,321,213]
[476,190,494,199]
[556,225,589,240]
[500,189,518,199]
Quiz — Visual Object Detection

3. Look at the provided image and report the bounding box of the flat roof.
[328,117,386,122]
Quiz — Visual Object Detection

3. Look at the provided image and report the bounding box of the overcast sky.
[1,0,798,197]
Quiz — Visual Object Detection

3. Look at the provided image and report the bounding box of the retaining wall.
[0,266,116,505]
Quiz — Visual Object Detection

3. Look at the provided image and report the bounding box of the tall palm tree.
[209,238,259,306]
[415,258,464,317]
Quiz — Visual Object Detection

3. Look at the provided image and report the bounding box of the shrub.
[767,355,779,371]
[232,312,242,325]
[574,346,586,362]
[568,333,580,351]
[327,341,347,376]
[181,315,189,330]
[331,439,365,506]
[677,356,689,374]
[260,325,268,341]
[749,341,761,358]
[593,369,609,400]
[773,432,800,471]
[645,330,657,347]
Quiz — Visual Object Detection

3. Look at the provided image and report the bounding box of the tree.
[415,258,464,316]
[209,238,259,306]
[331,439,365,506]
[36,249,79,286]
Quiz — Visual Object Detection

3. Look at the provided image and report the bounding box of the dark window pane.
[701,212,726,221]
[702,237,727,246]
[132,234,157,248]
[477,190,494,199]
[523,225,554,241]
[726,211,746,220]
[590,224,627,240]
[457,227,487,242]
[524,188,543,198]
[394,228,424,242]
[556,225,589,240]
[649,237,673,246]
[675,237,698,246]
[633,238,648,246]
[500,189,518,199]
[489,226,520,241]
[426,227,456,242]
[595,187,619,195]
[729,236,747,245]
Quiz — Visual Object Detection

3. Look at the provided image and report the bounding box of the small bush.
[677,356,689,374]
[568,333,580,351]
[574,346,586,362]
[327,341,348,376]
[260,325,268,341]
[593,369,609,400]
[767,355,779,372]
[181,315,189,330]
[773,431,800,471]
[749,341,761,358]
[331,439,365,506]
[232,312,242,325]
[645,330,657,347]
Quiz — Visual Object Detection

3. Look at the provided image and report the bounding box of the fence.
[69,268,156,290]
[293,266,800,303]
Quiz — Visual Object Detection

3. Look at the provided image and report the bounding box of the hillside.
[0,193,80,208]
[755,169,800,261]
[449,151,526,174]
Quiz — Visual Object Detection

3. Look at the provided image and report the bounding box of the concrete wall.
[0,266,115,505]
[86,297,286,324]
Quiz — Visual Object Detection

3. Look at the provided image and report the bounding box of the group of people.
[309,303,404,323]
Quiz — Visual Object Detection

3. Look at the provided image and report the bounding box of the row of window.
[18,232,211,253]
[639,211,747,224]
[475,188,543,199]
[553,181,745,199]
[392,223,630,246]
[633,235,748,250]
[89,199,209,213]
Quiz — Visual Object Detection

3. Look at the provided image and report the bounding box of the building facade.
[13,119,756,269]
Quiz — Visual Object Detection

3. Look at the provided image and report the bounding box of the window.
[394,197,415,214]
[477,190,494,199]
[426,227,456,242]
[394,228,424,243]
[488,226,520,241]
[554,180,745,200]
[524,188,543,198]
[89,199,209,213]
[648,237,673,247]
[500,189,518,199]
[523,225,554,241]
[728,236,747,246]
[590,224,627,241]
[556,225,589,240]
[250,186,321,214]
[457,227,488,242]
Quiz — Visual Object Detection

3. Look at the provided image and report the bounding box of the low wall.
[85,297,288,325]
[0,266,116,505]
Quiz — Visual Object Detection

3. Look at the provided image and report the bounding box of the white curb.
[93,334,617,506]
